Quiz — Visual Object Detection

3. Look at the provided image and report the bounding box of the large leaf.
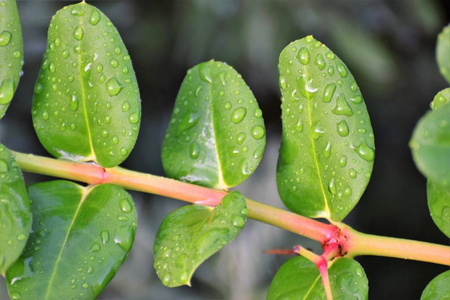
[0,144,31,275]
[0,0,23,119]
[430,88,450,110]
[276,36,374,221]
[267,256,368,299]
[162,60,266,189]
[427,181,450,238]
[32,2,141,168]
[421,270,450,300]
[153,190,247,287]
[437,24,450,84]
[410,102,450,187]
[6,181,137,299]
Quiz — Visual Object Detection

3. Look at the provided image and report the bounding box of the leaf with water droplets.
[5,181,137,299]
[421,270,450,300]
[430,88,450,110]
[437,24,450,84]
[0,0,23,119]
[153,190,247,287]
[162,60,266,189]
[32,2,141,167]
[276,36,375,221]
[426,181,450,238]
[0,144,31,275]
[267,256,368,300]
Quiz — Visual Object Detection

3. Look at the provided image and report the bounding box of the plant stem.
[10,150,450,266]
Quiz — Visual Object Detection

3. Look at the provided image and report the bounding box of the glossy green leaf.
[430,88,450,110]
[0,144,31,275]
[276,36,374,221]
[162,60,266,189]
[6,181,137,299]
[32,2,141,168]
[427,181,450,238]
[153,190,247,287]
[0,0,23,119]
[437,24,450,84]
[410,102,450,187]
[421,270,450,300]
[267,256,368,300]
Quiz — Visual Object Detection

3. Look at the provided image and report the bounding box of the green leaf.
[0,0,23,119]
[430,88,450,110]
[32,2,141,168]
[153,190,247,287]
[6,181,137,299]
[162,60,266,189]
[267,256,368,300]
[276,36,374,221]
[0,144,31,275]
[437,24,450,84]
[427,181,450,238]
[410,102,450,187]
[421,270,450,300]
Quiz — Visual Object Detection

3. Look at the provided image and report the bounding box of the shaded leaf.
[430,88,450,110]
[6,181,137,299]
[153,190,247,287]
[162,60,266,189]
[276,36,374,221]
[32,2,141,168]
[437,24,450,84]
[0,0,23,119]
[427,181,450,238]
[0,144,31,275]
[267,256,368,300]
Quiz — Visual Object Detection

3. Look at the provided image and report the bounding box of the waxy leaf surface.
[411,102,450,187]
[427,181,450,238]
[32,2,141,167]
[162,60,265,189]
[6,181,137,299]
[276,36,374,221]
[267,256,368,300]
[0,144,31,275]
[0,0,23,119]
[421,270,450,300]
[153,190,247,287]
[437,24,450,84]
[430,88,450,110]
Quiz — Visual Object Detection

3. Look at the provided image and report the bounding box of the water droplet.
[339,155,347,167]
[232,215,245,228]
[87,265,93,274]
[349,168,357,179]
[0,78,15,105]
[100,230,109,244]
[119,199,132,214]
[350,81,358,92]
[0,30,12,47]
[176,112,200,136]
[110,58,119,68]
[199,64,212,83]
[323,83,336,103]
[231,107,246,124]
[82,283,89,289]
[326,51,335,60]
[105,78,122,96]
[328,178,336,195]
[336,120,349,137]
[89,9,101,25]
[0,160,8,173]
[253,145,264,160]
[112,136,119,144]
[236,132,246,145]
[297,47,310,65]
[218,72,226,86]
[49,63,56,73]
[332,94,353,116]
[70,6,84,16]
[279,76,287,90]
[311,122,324,139]
[224,102,232,110]
[324,141,331,158]
[90,243,100,252]
[128,112,139,124]
[344,185,352,196]
[251,125,265,140]
[34,83,43,94]
[350,95,362,104]
[327,66,334,76]
[70,94,78,111]
[42,111,49,120]
[298,74,318,99]
[354,141,375,162]
[163,274,171,284]
[296,118,303,132]
[314,53,326,70]
[101,129,109,137]
[190,142,200,159]
[61,49,70,59]
[13,50,21,58]
[73,26,84,41]
[336,63,347,78]
[17,234,26,241]
[10,292,21,300]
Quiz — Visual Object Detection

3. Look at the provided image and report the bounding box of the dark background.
[1,0,449,299]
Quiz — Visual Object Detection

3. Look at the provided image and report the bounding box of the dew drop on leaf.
[231,107,246,124]
[0,30,12,47]
[73,26,84,41]
[105,78,122,96]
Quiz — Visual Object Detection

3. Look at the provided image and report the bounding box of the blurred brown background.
[0,0,449,299]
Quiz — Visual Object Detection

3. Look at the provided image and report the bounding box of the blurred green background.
[1,0,449,299]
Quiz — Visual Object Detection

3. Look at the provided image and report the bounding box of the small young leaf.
[410,102,450,187]
[0,0,24,119]
[6,181,137,299]
[421,270,450,300]
[153,190,247,287]
[0,144,31,275]
[437,24,450,84]
[267,256,368,300]
[427,181,450,238]
[276,36,374,221]
[32,2,141,167]
[430,88,450,110]
[162,60,266,189]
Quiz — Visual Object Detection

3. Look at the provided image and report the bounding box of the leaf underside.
[276,35,374,221]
